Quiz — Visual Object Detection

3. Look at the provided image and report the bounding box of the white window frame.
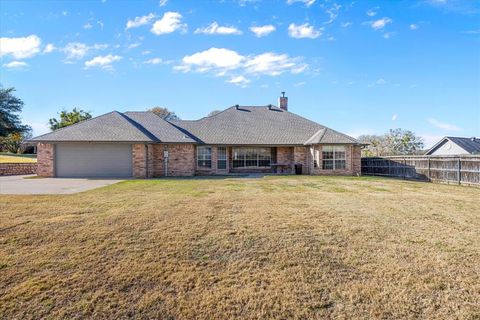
[197,146,212,169]
[217,146,227,170]
[322,145,346,170]
[232,147,272,168]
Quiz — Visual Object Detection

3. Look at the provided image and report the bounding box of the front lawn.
[0,176,479,319]
[0,153,37,163]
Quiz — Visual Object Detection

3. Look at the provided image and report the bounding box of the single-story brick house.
[32,96,362,178]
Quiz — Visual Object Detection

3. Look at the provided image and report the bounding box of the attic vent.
[235,104,239,110]
[472,137,477,142]
[183,135,189,139]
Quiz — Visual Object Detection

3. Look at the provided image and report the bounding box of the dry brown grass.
[1,176,479,319]
[0,154,37,163]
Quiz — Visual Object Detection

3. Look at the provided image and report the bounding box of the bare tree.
[149,107,179,120]
[207,110,222,117]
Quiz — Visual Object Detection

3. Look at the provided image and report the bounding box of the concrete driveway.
[0,175,124,195]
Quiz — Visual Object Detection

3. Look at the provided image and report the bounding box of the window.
[217,147,227,170]
[232,148,272,168]
[322,146,346,170]
[197,146,212,168]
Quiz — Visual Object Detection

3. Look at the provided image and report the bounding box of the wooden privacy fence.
[361,155,480,186]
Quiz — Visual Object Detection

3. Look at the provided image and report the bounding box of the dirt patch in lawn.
[0,176,479,319]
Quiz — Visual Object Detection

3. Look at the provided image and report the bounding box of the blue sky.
[1,0,479,147]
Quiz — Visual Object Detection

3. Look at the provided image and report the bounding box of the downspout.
[164,145,169,177]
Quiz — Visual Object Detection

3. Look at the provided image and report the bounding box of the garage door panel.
[56,144,133,178]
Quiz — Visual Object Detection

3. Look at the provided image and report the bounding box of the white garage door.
[55,143,133,178]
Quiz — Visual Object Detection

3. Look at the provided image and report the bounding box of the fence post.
[458,158,461,185]
[403,157,406,179]
[427,157,431,181]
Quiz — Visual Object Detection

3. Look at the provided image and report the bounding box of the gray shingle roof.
[31,106,360,145]
[124,112,197,143]
[171,106,359,145]
[31,111,154,142]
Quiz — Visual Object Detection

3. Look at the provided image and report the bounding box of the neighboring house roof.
[31,106,360,145]
[425,136,480,155]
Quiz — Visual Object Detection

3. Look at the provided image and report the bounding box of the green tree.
[386,128,424,155]
[0,86,30,137]
[49,108,92,131]
[148,107,179,120]
[0,129,33,153]
[358,134,389,157]
[359,129,424,156]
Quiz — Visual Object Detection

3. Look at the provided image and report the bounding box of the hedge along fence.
[0,163,38,176]
[361,155,480,186]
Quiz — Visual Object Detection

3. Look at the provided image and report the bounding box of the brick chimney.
[278,92,288,111]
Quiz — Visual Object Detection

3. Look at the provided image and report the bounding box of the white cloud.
[366,8,377,17]
[383,32,394,39]
[83,22,93,29]
[97,20,104,31]
[151,12,186,35]
[244,52,306,76]
[370,17,392,30]
[286,0,316,7]
[127,43,141,49]
[324,3,341,24]
[250,25,276,37]
[43,43,56,54]
[63,42,89,60]
[228,75,250,87]
[427,118,461,131]
[144,57,163,64]
[392,114,397,121]
[159,0,168,6]
[341,21,352,28]
[368,78,386,87]
[288,23,322,39]
[175,48,307,85]
[2,60,28,69]
[294,81,306,87]
[0,35,41,59]
[176,48,244,73]
[62,42,108,61]
[141,50,151,55]
[463,29,480,34]
[195,22,242,35]
[410,24,419,30]
[84,54,122,70]
[126,13,155,30]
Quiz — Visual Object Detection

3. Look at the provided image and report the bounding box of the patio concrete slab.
[0,175,124,195]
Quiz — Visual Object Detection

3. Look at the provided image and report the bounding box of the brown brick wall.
[166,144,196,176]
[0,163,37,176]
[294,146,309,174]
[37,143,54,177]
[310,144,361,176]
[276,147,294,173]
[150,144,195,177]
[132,144,147,178]
[352,145,362,175]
